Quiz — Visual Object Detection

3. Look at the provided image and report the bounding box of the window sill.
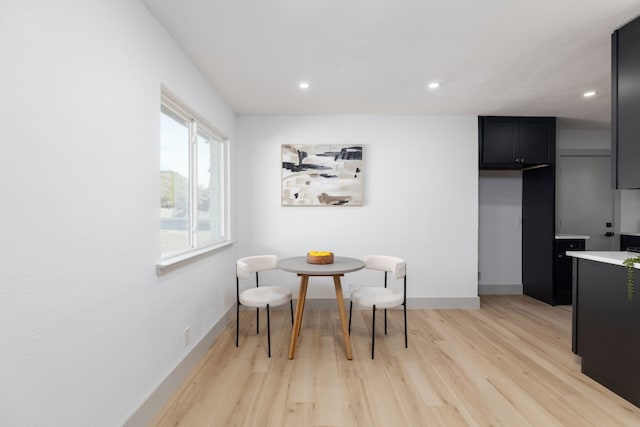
[156,240,235,275]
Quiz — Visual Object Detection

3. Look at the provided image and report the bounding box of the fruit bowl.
[306,251,334,264]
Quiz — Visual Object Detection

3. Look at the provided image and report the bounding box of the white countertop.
[566,251,640,269]
[555,233,590,240]
[621,232,640,237]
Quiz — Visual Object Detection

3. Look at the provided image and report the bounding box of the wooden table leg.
[289,275,309,359]
[333,275,353,360]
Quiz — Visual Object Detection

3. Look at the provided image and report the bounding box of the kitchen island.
[566,250,640,407]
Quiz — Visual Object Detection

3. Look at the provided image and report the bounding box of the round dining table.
[278,256,365,360]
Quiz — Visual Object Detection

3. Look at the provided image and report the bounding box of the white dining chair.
[348,255,407,359]
[236,255,294,357]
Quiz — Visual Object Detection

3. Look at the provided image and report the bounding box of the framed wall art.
[281,144,363,206]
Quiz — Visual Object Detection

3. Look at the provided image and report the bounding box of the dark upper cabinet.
[613,16,640,189]
[479,116,555,169]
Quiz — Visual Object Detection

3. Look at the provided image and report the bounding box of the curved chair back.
[364,255,406,279]
[237,255,278,279]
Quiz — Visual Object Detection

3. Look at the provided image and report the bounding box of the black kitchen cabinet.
[612,16,640,189]
[572,259,640,406]
[479,115,559,307]
[479,116,556,169]
[554,239,585,305]
[522,165,555,305]
[620,234,640,250]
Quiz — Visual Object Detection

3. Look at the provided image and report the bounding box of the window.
[160,94,228,260]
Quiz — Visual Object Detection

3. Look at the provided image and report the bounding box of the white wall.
[1,1,236,425]
[236,115,479,304]
[556,125,640,238]
[478,171,522,291]
[620,190,640,232]
[556,127,610,150]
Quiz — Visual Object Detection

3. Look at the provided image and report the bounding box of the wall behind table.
[0,1,236,425]
[236,115,479,306]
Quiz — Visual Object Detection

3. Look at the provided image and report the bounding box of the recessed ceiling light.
[427,82,440,90]
[583,90,596,98]
[298,82,310,89]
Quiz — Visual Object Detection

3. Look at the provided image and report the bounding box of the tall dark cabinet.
[612,15,640,189]
[521,165,556,304]
[479,116,559,305]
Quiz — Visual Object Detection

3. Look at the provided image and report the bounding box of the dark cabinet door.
[554,252,573,305]
[613,16,640,189]
[479,116,554,169]
[517,118,552,165]
[482,118,516,164]
[554,239,585,305]
[522,166,555,305]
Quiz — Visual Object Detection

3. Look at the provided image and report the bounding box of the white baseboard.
[123,295,480,425]
[301,296,480,310]
[478,284,523,295]
[122,305,235,427]
[407,296,480,309]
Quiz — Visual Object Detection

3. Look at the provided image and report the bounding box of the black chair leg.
[348,301,353,334]
[371,305,376,359]
[404,303,408,348]
[384,308,388,335]
[290,300,294,326]
[236,302,240,347]
[267,304,271,357]
[256,307,260,335]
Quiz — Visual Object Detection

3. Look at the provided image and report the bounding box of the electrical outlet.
[184,327,191,347]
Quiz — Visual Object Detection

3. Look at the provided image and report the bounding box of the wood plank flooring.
[150,296,640,426]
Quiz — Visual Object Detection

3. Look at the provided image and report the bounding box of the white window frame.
[157,92,231,273]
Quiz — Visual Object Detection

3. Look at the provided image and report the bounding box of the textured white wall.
[0,1,236,425]
[236,115,479,302]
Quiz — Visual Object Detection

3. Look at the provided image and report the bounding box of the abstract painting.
[281,144,363,206]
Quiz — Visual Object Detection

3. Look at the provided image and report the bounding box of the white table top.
[278,256,365,275]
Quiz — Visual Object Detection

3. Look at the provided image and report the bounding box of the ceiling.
[141,0,640,127]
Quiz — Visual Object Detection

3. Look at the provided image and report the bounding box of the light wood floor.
[150,296,640,426]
